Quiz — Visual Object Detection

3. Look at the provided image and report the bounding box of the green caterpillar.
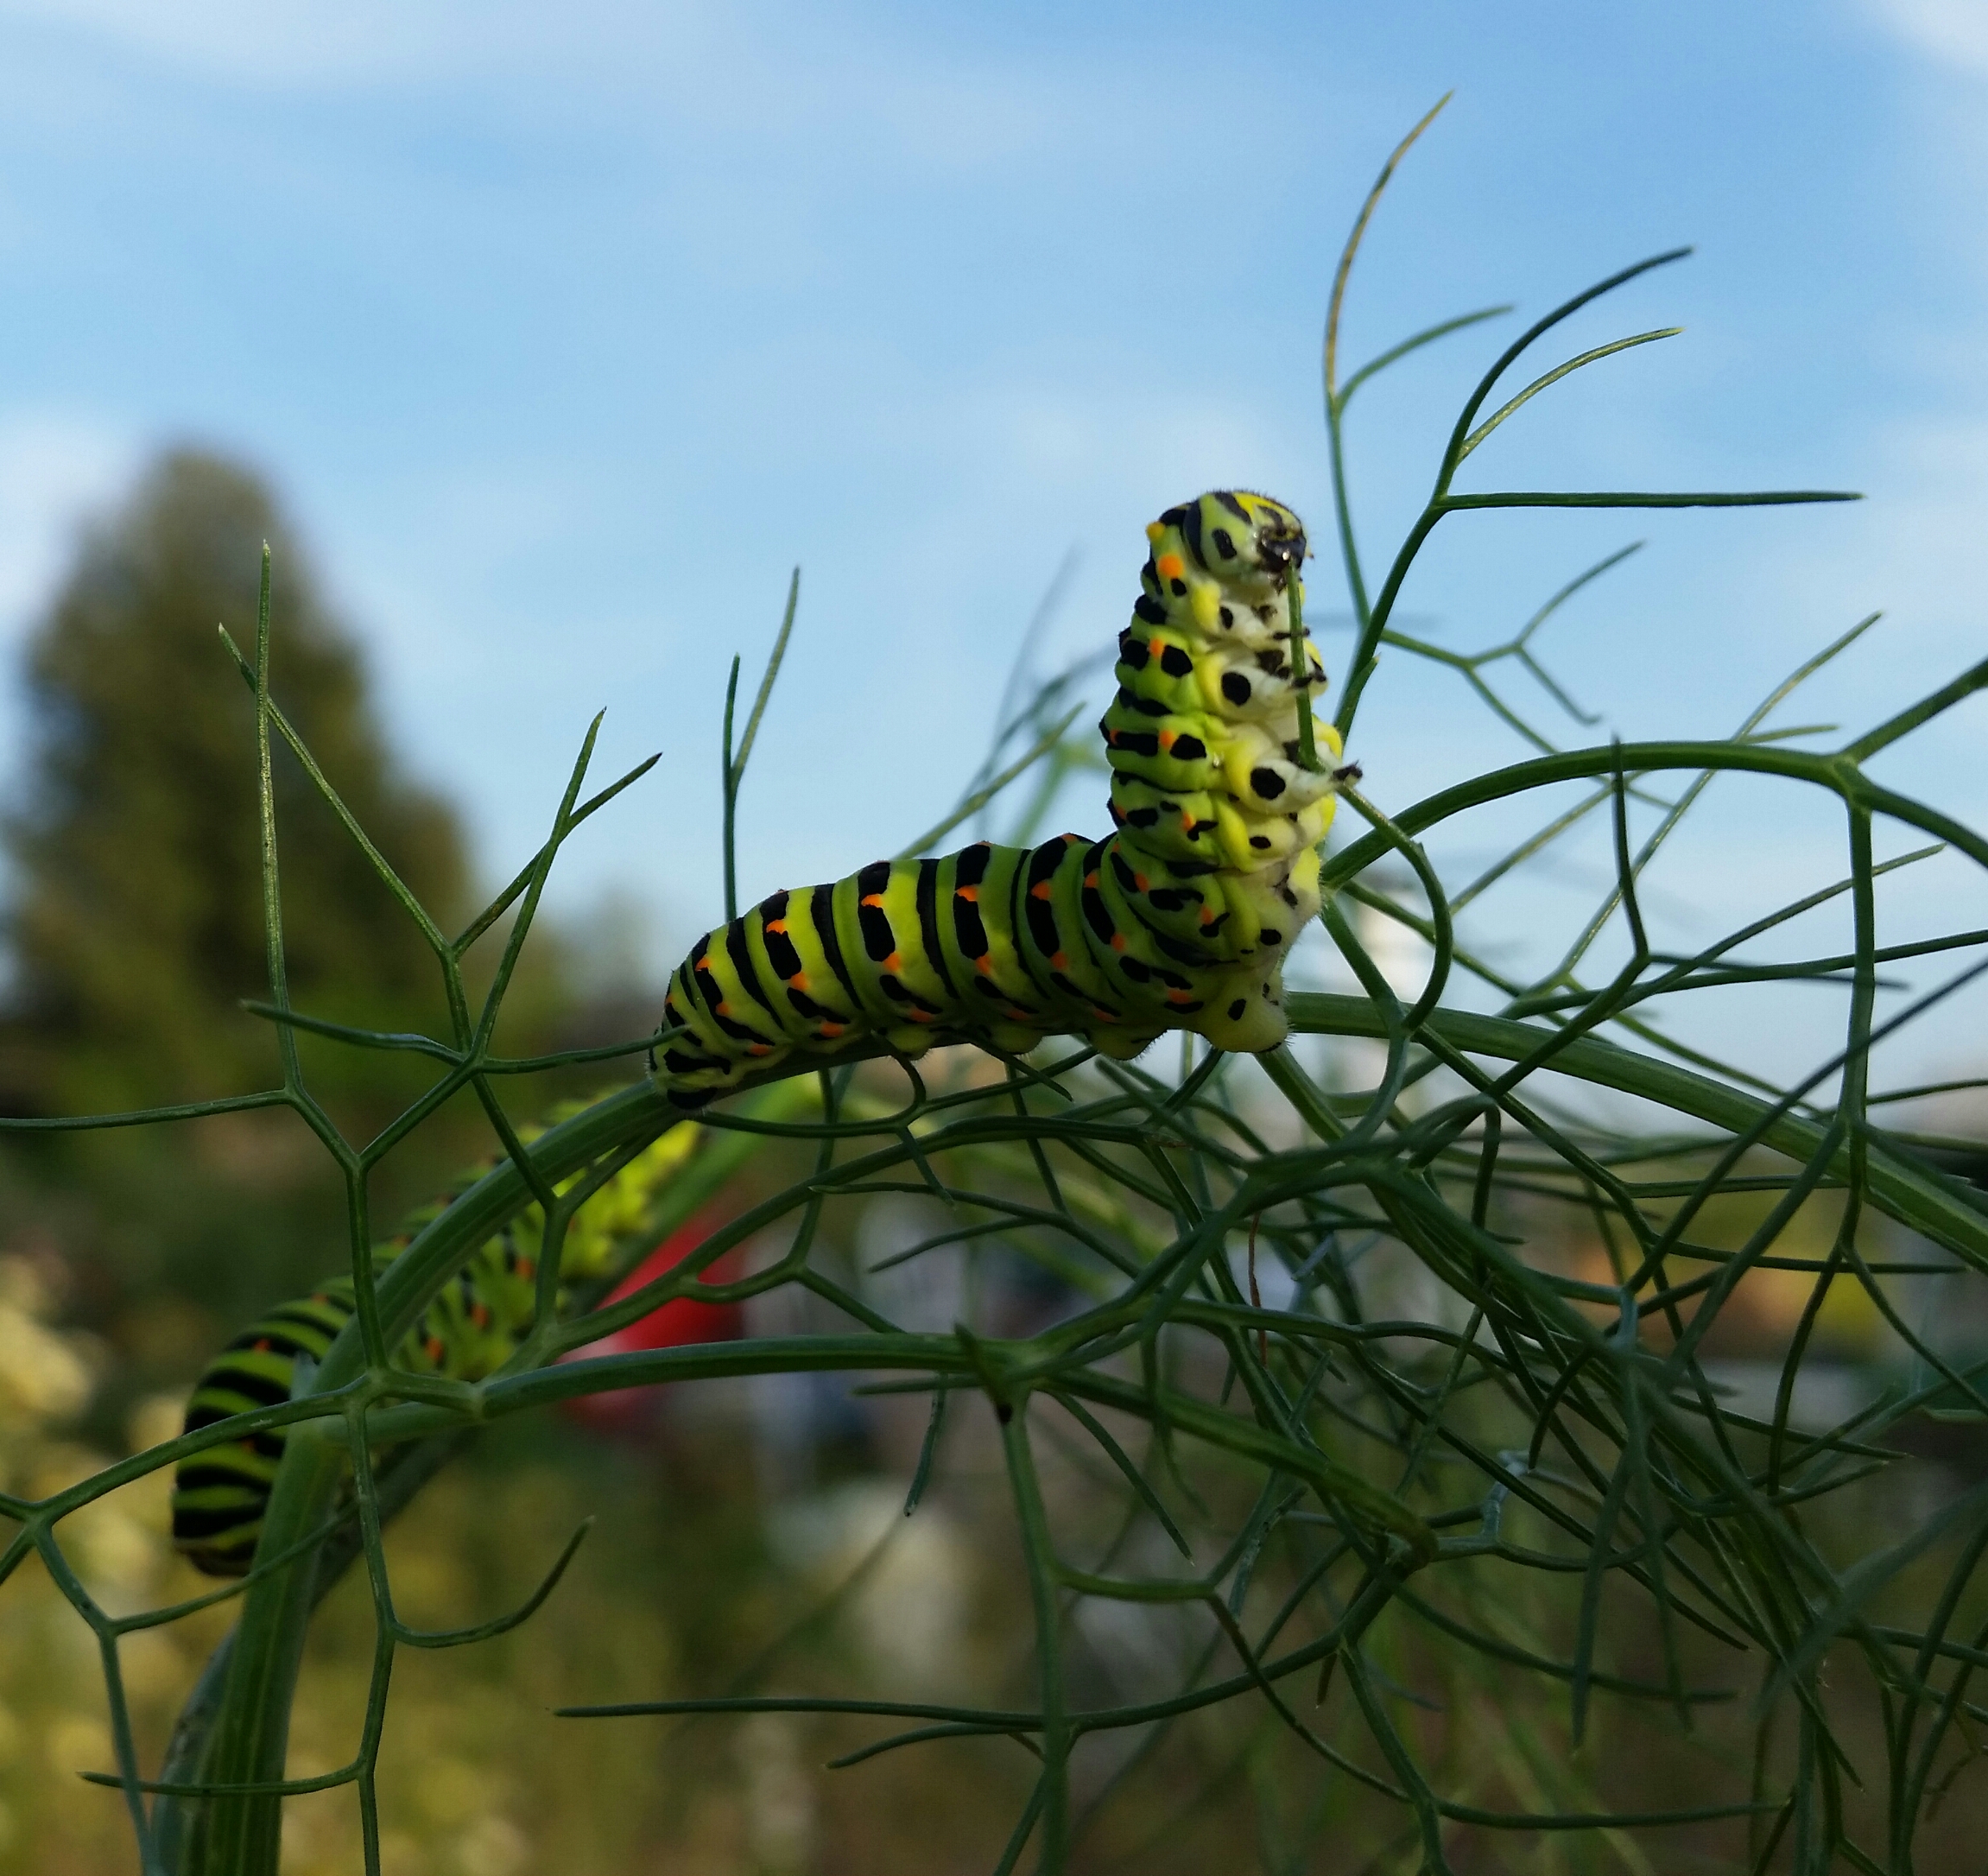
[655,490,1347,1109]
[169,1118,700,1575]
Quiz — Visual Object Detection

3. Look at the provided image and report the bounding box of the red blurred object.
[561,1209,742,1429]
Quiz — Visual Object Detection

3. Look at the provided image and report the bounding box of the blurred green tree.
[2,448,469,1118]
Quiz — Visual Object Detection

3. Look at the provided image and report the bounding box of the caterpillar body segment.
[656,490,1348,1108]
[170,1117,700,1575]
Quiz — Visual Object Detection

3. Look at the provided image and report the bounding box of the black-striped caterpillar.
[169,1119,699,1575]
[655,491,1346,1108]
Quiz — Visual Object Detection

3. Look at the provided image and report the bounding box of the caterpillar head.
[1148,491,1307,594]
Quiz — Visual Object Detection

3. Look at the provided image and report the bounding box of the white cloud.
[0,0,1113,176]
[0,0,1216,203]
[0,0,680,86]
[1861,0,1988,73]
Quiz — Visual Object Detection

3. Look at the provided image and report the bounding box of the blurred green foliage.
[2,449,469,1119]
[0,450,590,1430]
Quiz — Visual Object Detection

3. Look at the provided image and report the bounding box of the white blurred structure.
[767,1479,972,1694]
[1335,874,1434,1100]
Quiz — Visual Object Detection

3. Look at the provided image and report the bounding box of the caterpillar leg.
[882,1024,945,1058]
[1196,972,1290,1053]
[1088,1025,1163,1061]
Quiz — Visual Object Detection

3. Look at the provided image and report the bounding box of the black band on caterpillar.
[655,491,1343,1111]
[170,1118,700,1576]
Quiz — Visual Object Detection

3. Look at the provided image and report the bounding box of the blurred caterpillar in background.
[655,490,1350,1110]
[169,1116,703,1575]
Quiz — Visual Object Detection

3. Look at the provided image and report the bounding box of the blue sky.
[3,0,1987,1086]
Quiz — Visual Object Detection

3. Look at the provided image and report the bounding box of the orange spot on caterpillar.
[1167,989,1194,1005]
[425,1336,446,1364]
[884,952,902,973]
[788,972,808,991]
[1084,871,1098,888]
[1050,951,1069,969]
[1156,553,1185,580]
[1092,1007,1117,1023]
[746,1043,773,1056]
[696,956,714,973]
[1179,809,1193,827]
[819,1023,845,1037]
[1110,933,1127,952]
[517,1259,535,1281]
[1200,907,1215,924]
[956,884,979,902]
[1062,833,1081,845]
[716,1001,731,1017]
[1134,873,1149,891]
[1149,637,1164,659]
[1159,730,1175,751]
[767,918,787,934]
[861,894,883,908]
[472,1302,491,1328]
[1030,883,1053,900]
[976,957,995,974]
